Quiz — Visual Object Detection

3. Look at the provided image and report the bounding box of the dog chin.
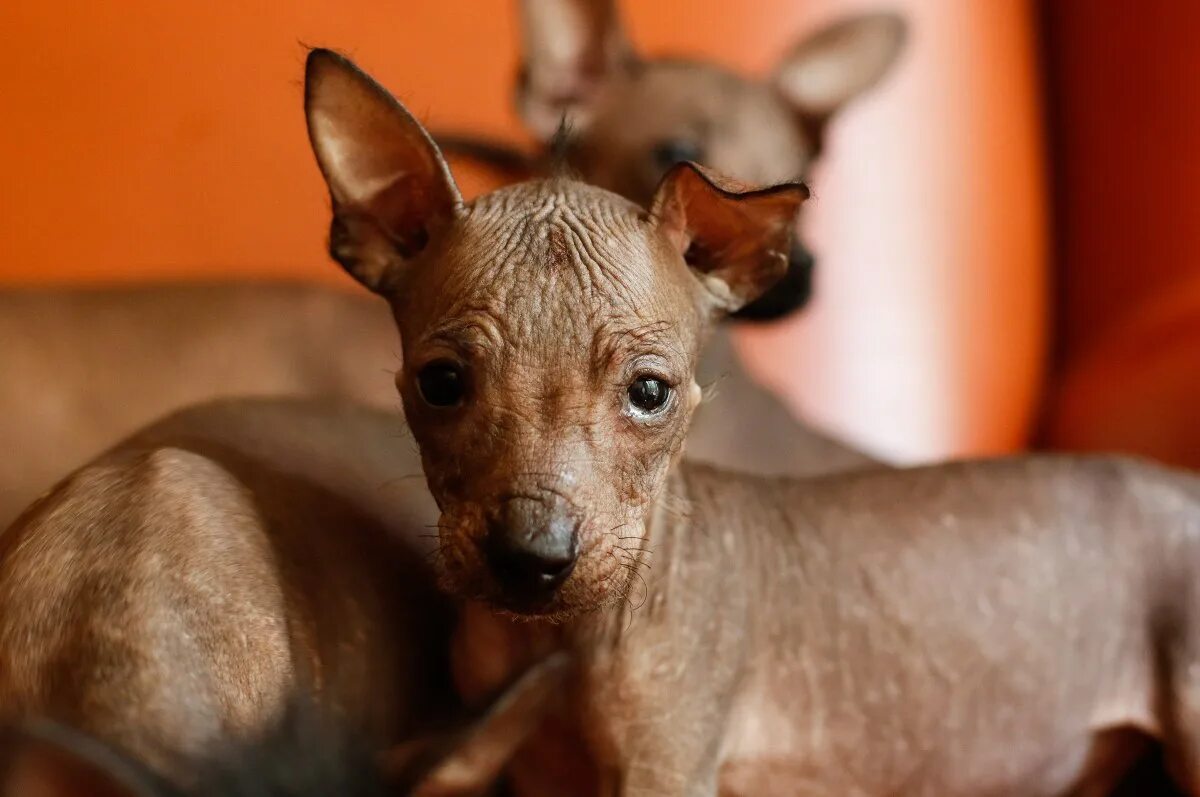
[438,564,623,620]
[483,586,617,622]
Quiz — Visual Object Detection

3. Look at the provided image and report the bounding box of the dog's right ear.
[0,724,168,797]
[515,0,638,142]
[305,49,463,294]
[651,163,808,316]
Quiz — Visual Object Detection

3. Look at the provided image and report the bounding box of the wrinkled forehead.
[400,180,701,348]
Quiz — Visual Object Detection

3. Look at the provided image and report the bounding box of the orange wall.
[0,1,1046,463]
[0,1,524,285]
[1041,1,1200,467]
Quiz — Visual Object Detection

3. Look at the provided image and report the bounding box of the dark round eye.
[417,361,466,407]
[627,376,671,416]
[652,139,705,171]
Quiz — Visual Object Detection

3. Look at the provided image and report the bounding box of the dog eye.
[627,376,671,416]
[652,139,704,171]
[417,361,466,407]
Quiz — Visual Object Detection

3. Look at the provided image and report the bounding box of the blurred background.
[0,0,1196,468]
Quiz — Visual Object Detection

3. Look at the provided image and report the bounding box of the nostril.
[484,528,579,593]
[531,548,576,583]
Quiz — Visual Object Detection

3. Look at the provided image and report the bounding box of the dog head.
[305,50,805,618]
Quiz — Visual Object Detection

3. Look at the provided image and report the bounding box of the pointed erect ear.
[651,163,808,315]
[773,12,907,130]
[305,49,463,293]
[515,0,638,142]
[0,724,168,797]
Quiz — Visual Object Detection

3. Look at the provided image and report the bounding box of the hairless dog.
[304,49,1200,795]
[0,11,905,787]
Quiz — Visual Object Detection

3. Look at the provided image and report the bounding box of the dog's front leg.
[606,760,719,797]
[582,649,731,797]
[599,719,723,797]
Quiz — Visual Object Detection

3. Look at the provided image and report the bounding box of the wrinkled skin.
[306,50,1200,796]
[392,180,711,618]
[440,0,910,472]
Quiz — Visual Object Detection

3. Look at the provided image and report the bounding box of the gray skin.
[303,49,1200,797]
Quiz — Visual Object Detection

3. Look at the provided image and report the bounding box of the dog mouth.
[433,513,643,619]
[438,555,630,621]
[486,591,572,619]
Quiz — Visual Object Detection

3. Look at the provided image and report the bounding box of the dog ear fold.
[0,724,168,797]
[773,12,906,140]
[381,653,570,797]
[305,49,463,294]
[650,163,808,315]
[515,0,638,142]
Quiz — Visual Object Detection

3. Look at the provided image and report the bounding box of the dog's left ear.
[305,49,463,294]
[515,0,638,142]
[772,12,906,139]
[651,163,808,315]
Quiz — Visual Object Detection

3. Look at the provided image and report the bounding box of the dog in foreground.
[301,48,1200,795]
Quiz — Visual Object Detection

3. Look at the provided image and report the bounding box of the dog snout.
[484,497,580,597]
[730,241,815,323]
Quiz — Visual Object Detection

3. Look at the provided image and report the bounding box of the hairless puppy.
[304,50,1200,795]
[0,10,905,787]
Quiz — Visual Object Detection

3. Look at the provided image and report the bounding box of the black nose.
[484,498,579,597]
[729,242,815,323]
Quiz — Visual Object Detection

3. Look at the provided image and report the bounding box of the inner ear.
[773,12,907,127]
[305,49,462,293]
[515,0,639,141]
[651,163,808,315]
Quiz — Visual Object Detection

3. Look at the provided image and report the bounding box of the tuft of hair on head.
[545,115,579,179]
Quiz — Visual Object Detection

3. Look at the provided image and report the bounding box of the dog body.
[0,283,397,529]
[0,398,451,783]
[461,455,1195,796]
